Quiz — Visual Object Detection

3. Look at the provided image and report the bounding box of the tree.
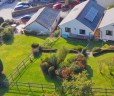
[62,71,94,96]
[0,17,4,25]
[0,59,3,75]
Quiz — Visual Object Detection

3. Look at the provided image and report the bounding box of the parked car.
[14,5,29,11]
[53,2,64,10]
[16,2,30,6]
[21,15,31,23]
[7,0,15,3]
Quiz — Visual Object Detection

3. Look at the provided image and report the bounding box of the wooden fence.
[1,82,114,96]
[3,53,34,87]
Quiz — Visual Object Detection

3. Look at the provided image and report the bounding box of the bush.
[24,30,38,36]
[48,66,56,78]
[57,47,69,64]
[70,63,81,74]
[0,17,4,25]
[40,62,50,74]
[31,43,39,49]
[75,45,84,51]
[92,47,101,52]
[4,19,13,25]
[101,44,109,49]
[2,27,13,42]
[0,59,3,75]
[107,4,114,9]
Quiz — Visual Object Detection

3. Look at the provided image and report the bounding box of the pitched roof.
[99,8,114,28]
[59,0,105,31]
[25,7,60,29]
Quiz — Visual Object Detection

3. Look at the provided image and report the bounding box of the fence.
[3,53,34,87]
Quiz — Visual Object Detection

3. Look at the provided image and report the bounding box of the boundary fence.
[3,53,34,87]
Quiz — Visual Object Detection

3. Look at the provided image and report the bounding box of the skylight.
[85,7,98,22]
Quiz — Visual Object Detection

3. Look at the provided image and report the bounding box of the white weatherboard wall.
[25,21,49,34]
[100,24,114,41]
[59,19,92,37]
[96,0,114,8]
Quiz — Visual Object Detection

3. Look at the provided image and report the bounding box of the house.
[99,8,114,41]
[0,0,7,5]
[95,0,114,8]
[59,0,105,40]
[24,7,60,35]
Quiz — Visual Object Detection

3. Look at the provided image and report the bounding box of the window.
[106,30,113,36]
[80,29,85,34]
[65,27,71,33]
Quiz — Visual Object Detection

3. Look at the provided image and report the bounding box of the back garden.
[0,35,114,96]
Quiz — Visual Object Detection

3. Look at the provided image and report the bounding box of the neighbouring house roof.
[59,0,105,31]
[99,8,114,28]
[24,7,60,30]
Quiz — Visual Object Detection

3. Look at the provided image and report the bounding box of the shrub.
[107,4,114,9]
[48,54,58,68]
[92,47,101,52]
[0,17,4,25]
[31,43,39,49]
[2,27,13,42]
[0,59,3,75]
[61,67,73,80]
[70,63,81,74]
[40,62,50,74]
[101,44,109,49]
[48,66,56,78]
[24,30,37,36]
[4,19,13,25]
[57,47,69,64]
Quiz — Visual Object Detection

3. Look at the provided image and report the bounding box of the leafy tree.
[0,59,3,75]
[62,71,94,96]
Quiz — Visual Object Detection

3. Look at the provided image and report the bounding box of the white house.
[95,0,114,8]
[24,7,60,35]
[99,8,114,41]
[59,0,105,39]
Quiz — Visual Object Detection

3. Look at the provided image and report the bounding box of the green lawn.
[0,35,114,95]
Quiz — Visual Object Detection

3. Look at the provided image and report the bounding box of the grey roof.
[25,7,60,29]
[59,0,105,31]
[99,7,114,28]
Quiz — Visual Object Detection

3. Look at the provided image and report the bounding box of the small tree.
[0,59,3,75]
[62,71,94,96]
[48,66,56,78]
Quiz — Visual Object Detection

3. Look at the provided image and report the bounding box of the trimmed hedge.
[93,49,114,56]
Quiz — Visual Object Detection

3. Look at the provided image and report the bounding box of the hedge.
[93,49,114,56]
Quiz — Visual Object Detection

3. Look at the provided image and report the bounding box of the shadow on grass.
[25,35,48,40]
[44,75,62,87]
[0,74,9,96]
[86,65,93,79]
[65,38,88,46]
[3,37,14,45]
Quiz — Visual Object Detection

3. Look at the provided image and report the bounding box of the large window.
[80,29,85,34]
[65,27,71,33]
[106,30,113,36]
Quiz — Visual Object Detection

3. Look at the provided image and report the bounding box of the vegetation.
[62,71,94,96]
[0,59,3,75]
[0,17,4,25]
[107,4,114,9]
[0,36,114,96]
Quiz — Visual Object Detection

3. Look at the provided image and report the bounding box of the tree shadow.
[25,35,48,40]
[3,36,14,45]
[43,74,62,88]
[65,38,88,46]
[0,74,9,96]
[86,65,93,79]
